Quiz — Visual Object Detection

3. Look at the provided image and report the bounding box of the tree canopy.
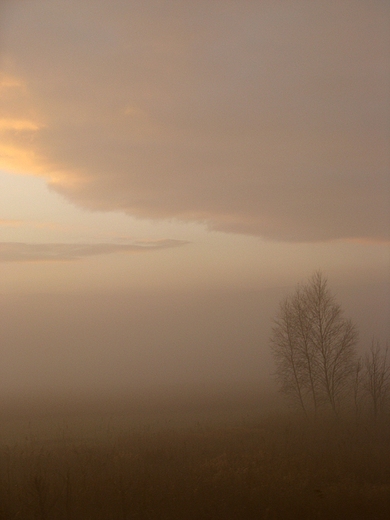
[270,272,358,415]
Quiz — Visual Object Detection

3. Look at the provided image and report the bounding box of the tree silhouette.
[270,272,358,415]
[364,339,390,419]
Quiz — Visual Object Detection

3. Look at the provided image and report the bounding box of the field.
[0,391,389,519]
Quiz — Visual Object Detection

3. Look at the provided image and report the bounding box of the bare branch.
[270,271,358,416]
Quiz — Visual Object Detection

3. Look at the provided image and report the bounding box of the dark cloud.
[0,240,188,262]
[1,0,389,241]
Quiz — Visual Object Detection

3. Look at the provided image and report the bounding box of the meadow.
[0,391,389,519]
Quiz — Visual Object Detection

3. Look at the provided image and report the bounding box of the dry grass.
[0,413,389,519]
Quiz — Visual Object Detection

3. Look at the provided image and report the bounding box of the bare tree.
[271,297,310,415]
[352,356,364,422]
[270,272,358,415]
[364,339,390,419]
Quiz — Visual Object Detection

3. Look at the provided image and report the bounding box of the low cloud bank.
[0,239,188,262]
[1,1,389,242]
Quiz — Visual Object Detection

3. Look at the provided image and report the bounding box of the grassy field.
[0,395,389,519]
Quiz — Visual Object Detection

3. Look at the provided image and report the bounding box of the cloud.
[0,219,24,227]
[0,118,41,131]
[0,240,188,262]
[0,219,74,233]
[0,0,389,242]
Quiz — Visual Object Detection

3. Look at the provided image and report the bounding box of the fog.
[0,0,389,515]
[0,0,388,410]
[1,282,388,407]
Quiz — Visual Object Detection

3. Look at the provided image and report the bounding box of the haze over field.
[0,0,389,403]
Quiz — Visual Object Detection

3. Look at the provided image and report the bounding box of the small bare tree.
[364,339,390,419]
[352,357,365,421]
[271,272,358,415]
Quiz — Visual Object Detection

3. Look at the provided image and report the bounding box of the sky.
[0,0,389,400]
